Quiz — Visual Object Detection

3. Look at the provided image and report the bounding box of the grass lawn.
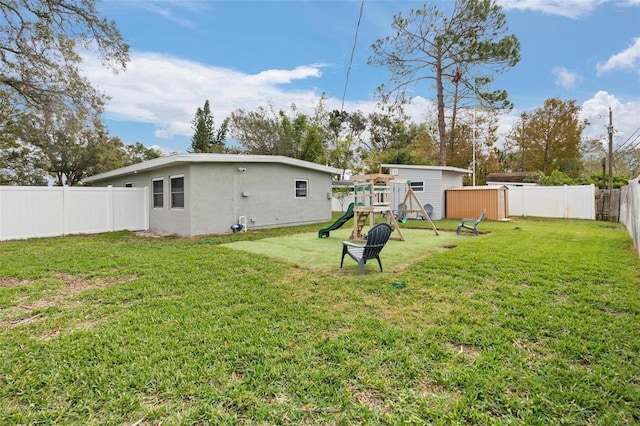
[0,216,638,424]
[223,227,454,275]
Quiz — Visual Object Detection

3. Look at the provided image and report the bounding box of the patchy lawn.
[0,218,638,425]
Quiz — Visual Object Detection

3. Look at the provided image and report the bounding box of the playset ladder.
[350,208,404,241]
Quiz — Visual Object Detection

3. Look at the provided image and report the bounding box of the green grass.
[0,217,638,424]
[223,226,453,274]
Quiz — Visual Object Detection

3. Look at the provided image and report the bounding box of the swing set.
[350,173,438,241]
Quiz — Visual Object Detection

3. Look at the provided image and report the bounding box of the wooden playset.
[350,173,438,241]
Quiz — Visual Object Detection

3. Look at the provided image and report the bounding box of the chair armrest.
[342,241,363,248]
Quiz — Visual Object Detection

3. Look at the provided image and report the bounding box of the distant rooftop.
[486,172,540,183]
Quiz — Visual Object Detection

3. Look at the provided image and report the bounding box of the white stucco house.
[83,154,340,237]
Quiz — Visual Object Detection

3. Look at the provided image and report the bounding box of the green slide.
[318,203,354,238]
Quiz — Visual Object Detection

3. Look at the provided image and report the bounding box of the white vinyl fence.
[0,186,149,241]
[620,176,640,253]
[507,185,595,219]
[333,185,596,220]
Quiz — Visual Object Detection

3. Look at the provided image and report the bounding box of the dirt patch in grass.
[1,273,138,334]
[135,229,175,238]
[449,343,482,357]
[347,382,392,414]
[0,277,34,288]
[53,273,133,295]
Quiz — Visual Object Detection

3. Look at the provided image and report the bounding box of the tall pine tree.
[189,100,228,153]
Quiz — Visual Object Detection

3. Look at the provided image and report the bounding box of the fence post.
[62,185,70,236]
[144,186,150,230]
[107,185,114,232]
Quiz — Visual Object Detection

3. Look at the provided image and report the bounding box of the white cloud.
[597,37,640,75]
[82,52,329,140]
[497,0,604,19]
[580,91,640,145]
[552,66,580,88]
[82,52,639,157]
[246,65,324,86]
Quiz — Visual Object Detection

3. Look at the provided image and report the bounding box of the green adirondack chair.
[456,208,486,236]
[340,222,393,275]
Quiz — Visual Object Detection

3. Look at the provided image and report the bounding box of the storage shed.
[446,185,509,220]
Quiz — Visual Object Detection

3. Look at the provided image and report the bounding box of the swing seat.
[394,203,407,222]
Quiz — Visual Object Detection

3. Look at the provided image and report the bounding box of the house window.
[410,181,425,192]
[295,179,308,198]
[124,182,133,188]
[171,175,184,209]
[152,178,164,208]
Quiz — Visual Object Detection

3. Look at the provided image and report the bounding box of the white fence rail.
[620,177,640,253]
[0,186,148,241]
[333,185,596,220]
[507,185,595,219]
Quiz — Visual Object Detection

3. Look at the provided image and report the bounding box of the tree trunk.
[436,56,447,166]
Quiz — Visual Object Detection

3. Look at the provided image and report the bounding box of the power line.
[624,133,640,151]
[341,0,365,113]
[614,125,640,152]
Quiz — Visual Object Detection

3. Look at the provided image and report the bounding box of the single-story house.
[381,164,471,220]
[83,154,341,237]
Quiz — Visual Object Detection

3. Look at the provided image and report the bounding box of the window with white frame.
[410,181,425,192]
[295,179,308,198]
[152,178,164,208]
[170,175,184,208]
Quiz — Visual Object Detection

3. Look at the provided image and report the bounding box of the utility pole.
[520,113,527,172]
[607,108,614,191]
[472,110,476,186]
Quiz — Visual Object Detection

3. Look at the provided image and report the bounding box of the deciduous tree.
[16,106,130,185]
[505,98,587,177]
[123,142,163,165]
[0,0,129,116]
[228,103,325,164]
[326,108,366,176]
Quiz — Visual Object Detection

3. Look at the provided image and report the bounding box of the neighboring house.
[83,154,340,237]
[381,164,471,220]
[486,171,540,187]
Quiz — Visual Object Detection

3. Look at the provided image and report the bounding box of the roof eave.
[83,154,341,183]
[381,163,472,174]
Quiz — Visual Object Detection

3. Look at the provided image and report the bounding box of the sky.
[83,0,640,155]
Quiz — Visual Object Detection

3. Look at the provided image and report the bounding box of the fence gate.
[596,189,621,222]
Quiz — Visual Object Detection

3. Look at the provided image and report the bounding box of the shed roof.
[381,164,471,174]
[83,154,341,183]
[447,185,509,191]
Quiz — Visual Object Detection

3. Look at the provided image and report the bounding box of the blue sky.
[84,0,640,155]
